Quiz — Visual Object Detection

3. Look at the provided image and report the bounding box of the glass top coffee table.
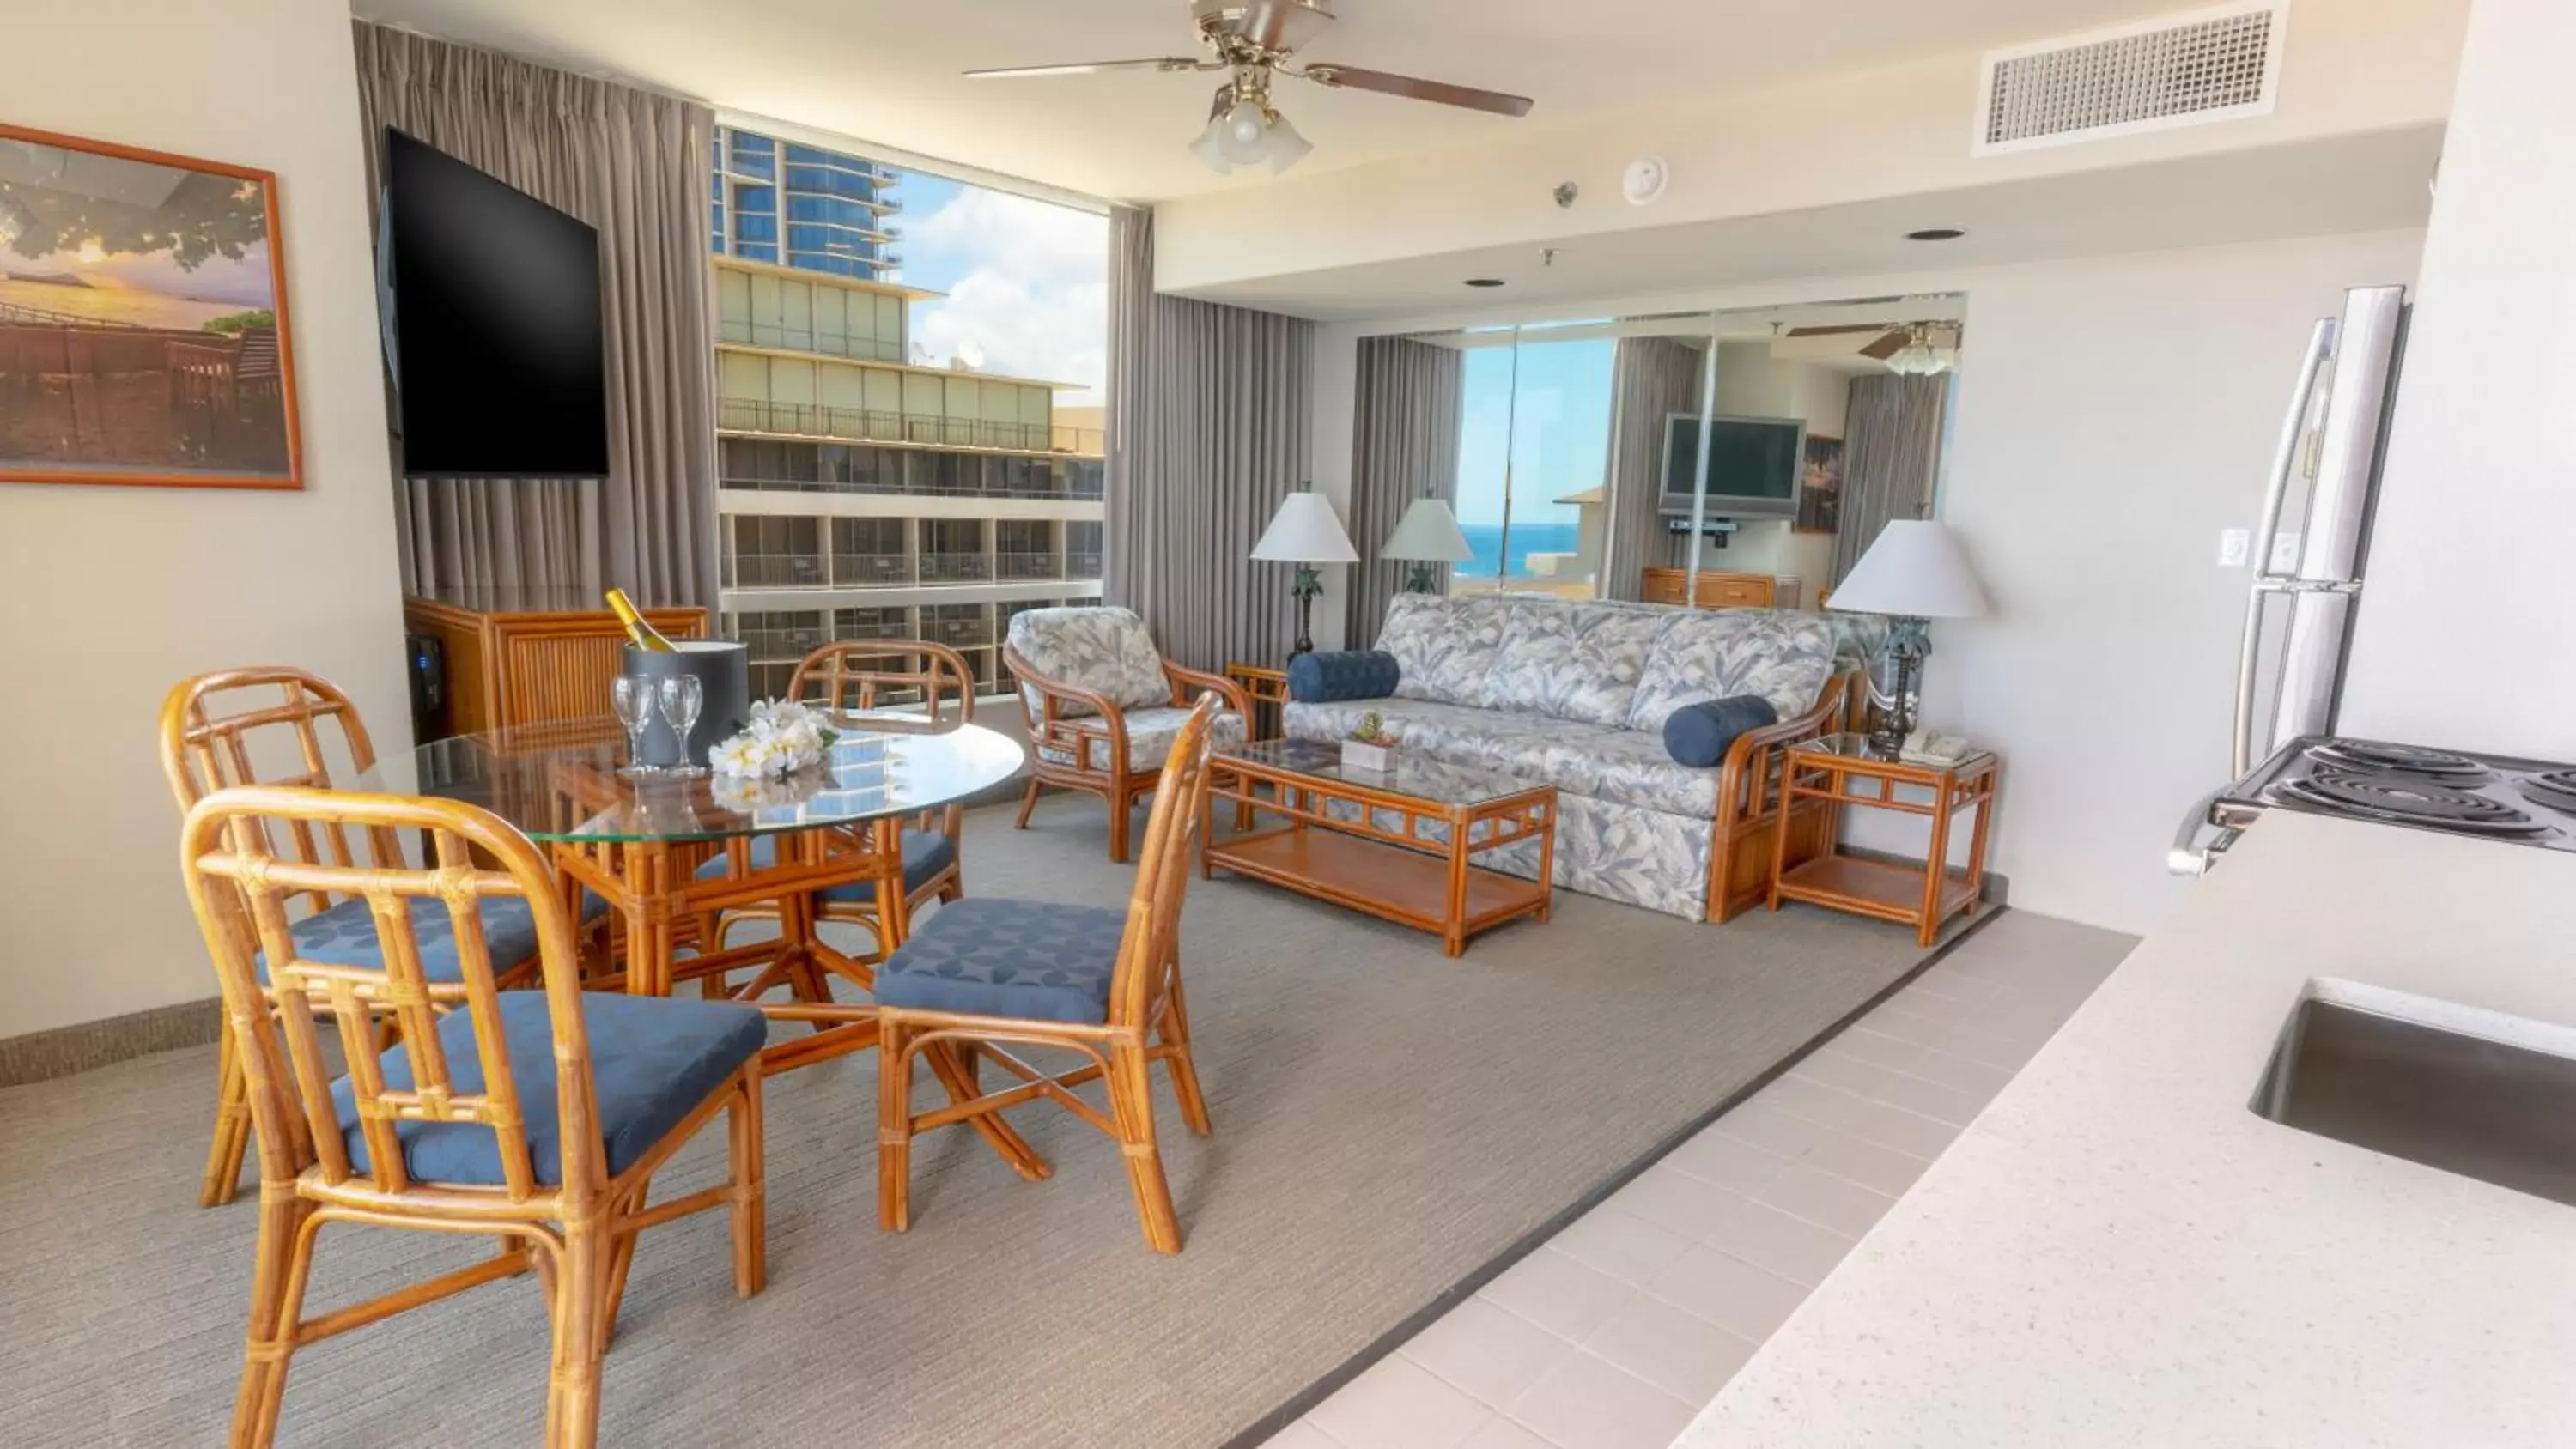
[1201,739,1556,956]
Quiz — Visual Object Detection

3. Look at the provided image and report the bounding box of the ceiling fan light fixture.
[1883,324,1957,376]
[1188,112,1237,173]
[1262,108,1312,173]
[1221,100,1271,160]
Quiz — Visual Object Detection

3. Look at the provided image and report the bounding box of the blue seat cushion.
[692,828,956,904]
[265,890,606,985]
[872,898,1127,1025]
[328,991,765,1187]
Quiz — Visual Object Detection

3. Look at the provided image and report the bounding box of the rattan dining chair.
[180,784,766,1449]
[874,694,1222,1254]
[696,640,978,982]
[161,667,551,1208]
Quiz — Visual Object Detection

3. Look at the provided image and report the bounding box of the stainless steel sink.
[2251,979,2576,1210]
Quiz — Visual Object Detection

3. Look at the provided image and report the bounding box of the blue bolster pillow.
[1663,695,1780,767]
[1288,650,1400,703]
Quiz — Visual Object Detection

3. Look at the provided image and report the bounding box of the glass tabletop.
[1217,738,1548,809]
[1795,731,1996,770]
[358,717,1026,843]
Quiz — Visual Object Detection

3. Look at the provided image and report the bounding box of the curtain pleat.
[353,22,719,609]
[1102,205,1314,670]
[1831,374,1951,585]
[1344,336,1462,645]
[1599,336,1704,600]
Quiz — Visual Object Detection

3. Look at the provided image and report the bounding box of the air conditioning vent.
[1973,3,2287,156]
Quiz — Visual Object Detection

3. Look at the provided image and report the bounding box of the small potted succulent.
[1341,710,1399,772]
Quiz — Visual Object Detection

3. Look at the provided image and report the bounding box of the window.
[1451,333,1615,597]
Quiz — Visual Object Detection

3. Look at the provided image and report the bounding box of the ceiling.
[1176,127,2445,320]
[355,0,2184,200]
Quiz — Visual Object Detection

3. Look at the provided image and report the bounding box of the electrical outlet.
[2218,528,2251,567]
[2269,532,2303,573]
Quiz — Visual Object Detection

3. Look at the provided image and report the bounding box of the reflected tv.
[1659,413,1803,520]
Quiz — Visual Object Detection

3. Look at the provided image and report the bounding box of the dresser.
[404,586,708,737]
[1639,567,1803,610]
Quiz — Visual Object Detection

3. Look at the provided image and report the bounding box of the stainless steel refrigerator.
[2171,283,2408,875]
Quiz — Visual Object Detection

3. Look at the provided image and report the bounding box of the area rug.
[0,795,1953,1446]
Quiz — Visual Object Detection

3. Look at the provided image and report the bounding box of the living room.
[6,1,2574,1447]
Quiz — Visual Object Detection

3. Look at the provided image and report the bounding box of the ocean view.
[1457,522,1581,580]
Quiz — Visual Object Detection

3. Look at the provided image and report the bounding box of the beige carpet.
[0,795,1959,1447]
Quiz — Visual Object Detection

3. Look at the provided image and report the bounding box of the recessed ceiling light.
[1906,227,1966,241]
[1464,277,1505,288]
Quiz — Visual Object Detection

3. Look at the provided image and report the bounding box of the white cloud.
[907,188,1108,406]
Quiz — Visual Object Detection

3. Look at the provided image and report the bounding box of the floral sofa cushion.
[1006,605,1172,716]
[1285,697,1723,818]
[1625,611,1836,735]
[1036,704,1247,773]
[1376,593,1521,707]
[1485,601,1675,727]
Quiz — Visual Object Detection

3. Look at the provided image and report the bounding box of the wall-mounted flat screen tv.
[1659,413,1803,520]
[379,128,608,478]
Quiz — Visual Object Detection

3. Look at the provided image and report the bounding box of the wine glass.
[611,675,659,776]
[656,675,706,777]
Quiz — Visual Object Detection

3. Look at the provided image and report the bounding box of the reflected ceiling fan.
[1783,320,1962,374]
[964,0,1534,176]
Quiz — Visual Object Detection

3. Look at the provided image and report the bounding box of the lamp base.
[1402,563,1442,593]
[1290,565,1321,658]
[1868,616,1930,755]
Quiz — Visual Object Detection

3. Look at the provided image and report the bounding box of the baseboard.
[0,997,223,1089]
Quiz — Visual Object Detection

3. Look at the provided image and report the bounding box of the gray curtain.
[1345,336,1462,645]
[1831,374,1952,585]
[354,22,720,609]
[1102,204,1313,671]
[1600,336,1704,600]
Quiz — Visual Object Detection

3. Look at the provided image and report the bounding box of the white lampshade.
[1379,497,1473,563]
[1829,520,1988,618]
[1250,490,1359,564]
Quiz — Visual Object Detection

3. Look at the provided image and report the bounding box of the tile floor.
[1268,911,2136,1449]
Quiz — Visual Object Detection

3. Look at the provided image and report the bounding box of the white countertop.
[1678,809,2576,1447]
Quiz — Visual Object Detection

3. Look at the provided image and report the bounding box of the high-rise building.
[712,125,902,281]
[709,129,1106,700]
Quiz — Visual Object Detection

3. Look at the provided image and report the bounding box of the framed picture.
[1795,433,1843,534]
[0,124,301,489]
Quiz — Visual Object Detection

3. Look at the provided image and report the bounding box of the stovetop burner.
[2524,769,2576,816]
[2275,770,2550,836]
[2305,740,2491,779]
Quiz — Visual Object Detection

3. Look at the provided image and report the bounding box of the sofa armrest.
[1712,680,1847,829]
[1006,646,1133,779]
[1164,661,1253,718]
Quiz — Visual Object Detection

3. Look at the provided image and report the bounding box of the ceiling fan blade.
[963,58,1212,79]
[1859,330,1911,361]
[1296,64,1533,117]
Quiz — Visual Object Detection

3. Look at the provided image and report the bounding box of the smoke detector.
[1621,156,1668,207]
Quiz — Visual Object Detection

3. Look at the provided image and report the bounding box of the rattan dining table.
[359,715,1026,1073]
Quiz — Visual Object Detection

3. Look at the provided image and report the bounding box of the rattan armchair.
[874,695,1221,1254]
[180,784,765,1449]
[1003,605,1248,863]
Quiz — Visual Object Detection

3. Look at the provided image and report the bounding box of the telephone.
[1900,730,1973,766]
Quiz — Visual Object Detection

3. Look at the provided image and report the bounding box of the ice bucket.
[622,640,751,770]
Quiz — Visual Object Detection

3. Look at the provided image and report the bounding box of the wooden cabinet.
[405,590,708,737]
[1639,567,1803,611]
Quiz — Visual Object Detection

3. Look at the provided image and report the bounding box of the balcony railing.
[1064,551,1103,579]
[994,551,1058,581]
[834,611,914,641]
[722,397,1084,454]
[928,615,993,648]
[732,555,825,589]
[918,554,991,584]
[1051,427,1106,456]
[831,553,910,585]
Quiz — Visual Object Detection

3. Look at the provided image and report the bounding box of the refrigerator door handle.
[2232,317,2337,779]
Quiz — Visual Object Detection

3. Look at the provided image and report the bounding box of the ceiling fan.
[1783,320,1963,374]
[964,0,1534,177]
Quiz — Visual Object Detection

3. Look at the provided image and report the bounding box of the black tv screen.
[381,129,608,478]
[1661,414,1802,518]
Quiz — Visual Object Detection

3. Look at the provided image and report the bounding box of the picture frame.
[0,123,303,490]
[1795,433,1843,534]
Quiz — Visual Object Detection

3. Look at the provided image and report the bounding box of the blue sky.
[1453,336,1614,529]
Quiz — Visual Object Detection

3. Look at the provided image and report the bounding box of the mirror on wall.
[1356,296,1964,626]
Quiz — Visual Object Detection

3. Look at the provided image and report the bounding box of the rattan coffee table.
[1200,738,1555,956]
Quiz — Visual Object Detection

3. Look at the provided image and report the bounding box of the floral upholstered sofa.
[1283,594,1862,921]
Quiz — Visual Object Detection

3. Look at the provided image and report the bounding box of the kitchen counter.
[1676,809,2576,1446]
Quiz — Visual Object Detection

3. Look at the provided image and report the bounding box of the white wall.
[1,0,409,1036]
[1314,229,2425,934]
[2339,0,2576,755]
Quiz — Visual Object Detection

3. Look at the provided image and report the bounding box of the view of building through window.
[710,124,1109,699]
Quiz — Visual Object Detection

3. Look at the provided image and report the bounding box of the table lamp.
[1379,496,1473,594]
[1250,489,1360,657]
[1826,519,1988,754]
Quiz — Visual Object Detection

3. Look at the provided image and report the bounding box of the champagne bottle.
[605,588,677,652]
